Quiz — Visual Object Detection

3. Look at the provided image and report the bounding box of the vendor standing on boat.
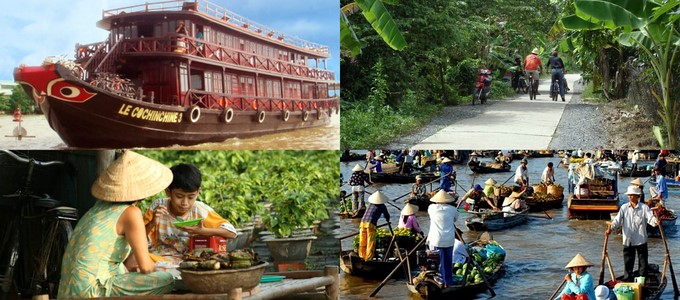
[649,167,668,206]
[349,164,372,212]
[427,190,458,287]
[554,253,596,300]
[541,162,556,184]
[514,158,529,188]
[398,204,423,237]
[606,185,659,281]
[359,191,390,261]
[630,150,640,177]
[456,184,499,211]
[438,157,455,192]
[654,153,668,176]
[408,175,428,203]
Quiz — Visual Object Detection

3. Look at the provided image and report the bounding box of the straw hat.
[531,48,539,54]
[91,151,173,202]
[485,178,496,185]
[415,175,423,181]
[352,164,363,172]
[630,178,643,186]
[401,204,418,216]
[368,191,388,204]
[470,152,478,156]
[442,157,452,163]
[625,185,642,195]
[565,253,593,269]
[430,190,455,203]
[374,156,383,161]
[521,158,528,164]
[502,191,524,206]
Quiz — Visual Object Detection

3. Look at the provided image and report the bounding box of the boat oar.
[336,223,390,240]
[598,233,609,285]
[370,235,428,297]
[658,219,679,296]
[385,200,403,211]
[548,279,567,300]
[340,192,350,214]
[382,222,397,262]
[454,229,496,297]
[501,172,515,186]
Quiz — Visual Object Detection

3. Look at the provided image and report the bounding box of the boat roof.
[98,0,330,58]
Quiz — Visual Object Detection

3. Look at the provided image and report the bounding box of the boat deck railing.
[76,35,336,82]
[182,90,339,112]
[101,0,330,55]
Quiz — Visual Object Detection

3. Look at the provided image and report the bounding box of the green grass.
[580,80,607,103]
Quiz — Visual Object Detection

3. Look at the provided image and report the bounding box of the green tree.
[562,0,680,148]
[7,85,34,114]
[340,0,407,57]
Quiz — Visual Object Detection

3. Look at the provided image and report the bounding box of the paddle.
[340,192,350,214]
[658,219,679,297]
[501,172,515,186]
[454,229,496,297]
[548,279,567,300]
[336,222,390,240]
[370,235,428,297]
[598,233,609,285]
[382,222,397,262]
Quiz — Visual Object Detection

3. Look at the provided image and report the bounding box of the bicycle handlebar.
[0,150,65,167]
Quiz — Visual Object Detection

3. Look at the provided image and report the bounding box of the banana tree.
[340,0,407,57]
[562,0,680,148]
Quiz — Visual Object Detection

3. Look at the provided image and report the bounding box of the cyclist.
[548,50,567,102]
[58,151,174,298]
[524,48,543,96]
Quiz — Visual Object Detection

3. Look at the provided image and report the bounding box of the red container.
[190,236,227,254]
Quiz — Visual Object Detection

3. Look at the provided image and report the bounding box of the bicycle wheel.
[0,218,20,300]
[31,219,72,298]
[529,79,534,100]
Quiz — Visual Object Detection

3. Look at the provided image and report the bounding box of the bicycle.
[0,150,78,300]
[550,77,559,102]
[528,73,536,100]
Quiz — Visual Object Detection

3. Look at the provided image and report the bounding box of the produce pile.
[179,248,259,270]
[494,185,513,198]
[654,206,676,220]
[528,184,564,203]
[352,228,421,253]
[451,241,505,285]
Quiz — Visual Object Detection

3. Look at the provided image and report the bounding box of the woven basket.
[533,184,547,194]
[547,185,564,197]
[180,261,267,294]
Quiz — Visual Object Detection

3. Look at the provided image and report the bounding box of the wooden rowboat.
[525,194,564,211]
[468,161,511,174]
[339,250,406,279]
[647,208,677,238]
[406,235,505,299]
[465,209,528,231]
[370,172,439,184]
[618,166,653,177]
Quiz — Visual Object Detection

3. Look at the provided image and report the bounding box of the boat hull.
[465,209,528,231]
[339,251,406,279]
[468,162,511,174]
[525,194,564,211]
[14,64,337,148]
[370,172,439,184]
[567,194,620,220]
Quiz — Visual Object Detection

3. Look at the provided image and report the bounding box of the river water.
[339,155,680,299]
[0,112,339,150]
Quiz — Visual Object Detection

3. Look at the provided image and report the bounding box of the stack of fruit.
[179,248,259,270]
[451,241,505,285]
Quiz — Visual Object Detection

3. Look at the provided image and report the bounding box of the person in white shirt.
[605,185,659,281]
[427,190,458,286]
[452,228,469,264]
[630,150,639,177]
[541,162,555,184]
[514,158,529,187]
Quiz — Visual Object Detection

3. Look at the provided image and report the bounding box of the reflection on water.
[339,156,680,299]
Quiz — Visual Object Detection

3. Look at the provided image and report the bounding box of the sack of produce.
[533,184,547,194]
[547,184,564,198]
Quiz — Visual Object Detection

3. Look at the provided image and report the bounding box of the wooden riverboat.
[14,0,338,148]
[468,161,511,174]
[370,172,439,184]
[465,208,528,231]
[618,165,653,177]
[606,264,667,300]
[341,151,364,162]
[647,208,677,238]
[525,194,564,211]
[407,235,505,300]
[340,250,407,279]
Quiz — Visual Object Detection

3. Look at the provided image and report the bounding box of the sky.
[0,0,340,81]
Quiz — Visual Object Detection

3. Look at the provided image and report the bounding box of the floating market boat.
[468,161,511,174]
[618,165,653,177]
[370,172,439,184]
[647,207,677,238]
[14,0,338,148]
[341,151,364,162]
[465,208,528,231]
[407,233,505,300]
[567,164,619,220]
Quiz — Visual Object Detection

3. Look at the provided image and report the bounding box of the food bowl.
[173,218,203,227]
[180,261,268,293]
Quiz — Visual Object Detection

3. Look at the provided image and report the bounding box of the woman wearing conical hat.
[349,163,372,212]
[501,189,526,217]
[358,191,390,261]
[554,253,596,300]
[398,204,423,237]
[427,190,459,287]
[58,151,174,298]
[483,178,496,198]
[437,157,456,193]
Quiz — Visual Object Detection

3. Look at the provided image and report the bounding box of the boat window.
[213,72,223,93]
[191,70,204,91]
[257,78,265,97]
[138,23,153,38]
[204,72,212,92]
[225,73,234,94]
[179,63,189,92]
[272,81,281,98]
[266,80,274,98]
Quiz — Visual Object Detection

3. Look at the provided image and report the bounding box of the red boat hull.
[14,64,337,148]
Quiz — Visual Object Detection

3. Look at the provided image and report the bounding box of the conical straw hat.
[502,191,525,207]
[430,190,454,203]
[442,157,452,163]
[401,204,418,216]
[368,191,388,204]
[630,178,643,186]
[352,164,363,172]
[485,178,496,185]
[91,151,173,202]
[565,253,593,269]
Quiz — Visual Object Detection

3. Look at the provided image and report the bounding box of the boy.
[144,163,237,263]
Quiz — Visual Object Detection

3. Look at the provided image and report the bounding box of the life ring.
[187,105,200,123]
[283,110,290,122]
[221,108,234,123]
[504,157,512,164]
[257,110,266,123]
[317,109,324,120]
[302,110,309,121]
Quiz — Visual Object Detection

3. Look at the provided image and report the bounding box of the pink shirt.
[398,214,422,233]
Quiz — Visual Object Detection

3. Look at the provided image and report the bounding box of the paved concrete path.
[412,73,581,149]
